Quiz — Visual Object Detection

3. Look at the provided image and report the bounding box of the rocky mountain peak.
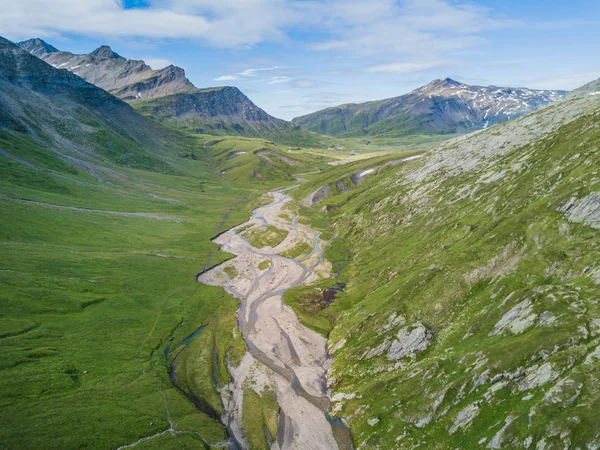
[14,36,311,143]
[158,64,187,80]
[424,77,464,90]
[294,77,566,137]
[17,38,59,57]
[90,45,121,59]
[442,77,462,85]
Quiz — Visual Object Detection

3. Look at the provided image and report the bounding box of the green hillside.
[0,131,329,449]
[287,84,600,449]
[0,37,332,449]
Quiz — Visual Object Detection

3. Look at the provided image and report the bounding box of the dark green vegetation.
[0,37,331,449]
[223,266,239,279]
[295,104,435,138]
[196,137,331,184]
[288,85,600,448]
[281,241,313,259]
[241,387,279,449]
[257,260,270,271]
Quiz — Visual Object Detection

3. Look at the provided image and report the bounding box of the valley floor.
[199,189,351,449]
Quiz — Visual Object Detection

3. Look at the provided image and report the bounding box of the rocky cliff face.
[293,77,566,137]
[18,38,318,145]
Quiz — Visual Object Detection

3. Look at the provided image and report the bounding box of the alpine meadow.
[1,1,600,449]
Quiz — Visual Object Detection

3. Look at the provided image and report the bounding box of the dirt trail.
[198,190,351,450]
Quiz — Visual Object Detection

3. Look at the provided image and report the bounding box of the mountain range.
[17,38,319,146]
[3,29,600,450]
[0,36,180,176]
[18,38,567,146]
[293,77,566,138]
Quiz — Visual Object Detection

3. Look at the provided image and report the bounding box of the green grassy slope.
[289,89,600,449]
[292,104,434,139]
[0,126,329,448]
[0,36,331,447]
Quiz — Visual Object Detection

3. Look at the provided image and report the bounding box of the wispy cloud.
[305,0,517,76]
[366,60,456,74]
[525,71,600,90]
[214,75,239,81]
[266,76,291,84]
[214,66,280,82]
[292,79,316,88]
[238,66,279,77]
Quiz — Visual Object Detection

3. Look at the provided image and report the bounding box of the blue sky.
[2,0,599,119]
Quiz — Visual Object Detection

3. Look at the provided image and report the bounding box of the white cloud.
[214,75,239,81]
[237,66,279,77]
[367,60,455,74]
[292,79,315,88]
[266,76,291,84]
[0,0,294,47]
[214,66,280,82]
[306,0,517,69]
[0,0,516,57]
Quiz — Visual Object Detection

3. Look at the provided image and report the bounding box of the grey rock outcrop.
[558,192,600,230]
[449,403,480,434]
[387,322,433,361]
[489,299,537,336]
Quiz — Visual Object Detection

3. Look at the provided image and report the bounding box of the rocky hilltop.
[293,77,566,137]
[18,38,319,145]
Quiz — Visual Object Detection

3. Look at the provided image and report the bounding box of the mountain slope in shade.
[1,36,182,175]
[293,77,566,137]
[132,86,309,141]
[18,38,321,146]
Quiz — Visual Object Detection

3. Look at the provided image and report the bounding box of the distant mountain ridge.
[18,38,320,146]
[0,36,180,175]
[293,77,566,138]
[18,39,197,101]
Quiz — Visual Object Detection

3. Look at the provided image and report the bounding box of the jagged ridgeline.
[288,77,600,448]
[18,38,322,147]
[293,77,566,138]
